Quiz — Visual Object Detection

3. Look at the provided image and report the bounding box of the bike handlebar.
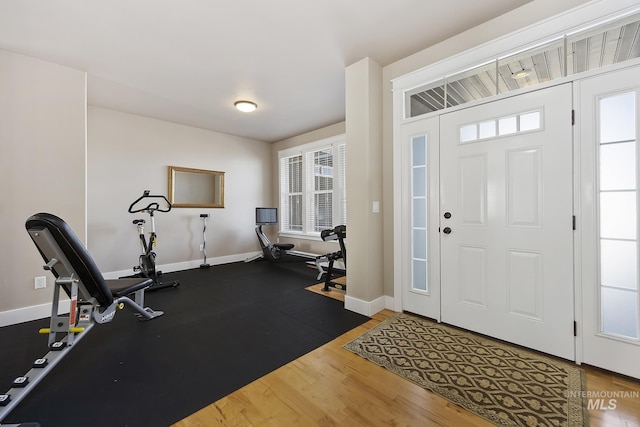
[128,190,172,214]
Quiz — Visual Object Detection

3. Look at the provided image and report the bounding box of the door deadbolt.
[444,212,452,219]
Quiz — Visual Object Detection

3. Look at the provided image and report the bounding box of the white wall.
[0,49,86,324]
[87,107,272,275]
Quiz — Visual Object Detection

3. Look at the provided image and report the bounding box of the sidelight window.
[597,91,639,340]
[411,134,428,293]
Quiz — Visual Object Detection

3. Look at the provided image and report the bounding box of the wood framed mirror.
[168,166,225,208]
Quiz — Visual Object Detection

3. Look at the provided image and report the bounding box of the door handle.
[443,227,452,234]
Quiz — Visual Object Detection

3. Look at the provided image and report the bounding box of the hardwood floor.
[174,309,640,427]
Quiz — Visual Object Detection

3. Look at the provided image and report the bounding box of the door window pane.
[479,120,497,139]
[520,111,541,131]
[412,260,427,292]
[600,92,636,143]
[499,116,517,135]
[601,287,639,339]
[412,135,426,166]
[600,142,636,191]
[600,239,638,290]
[460,124,477,142]
[413,197,426,228]
[599,192,637,240]
[413,167,426,197]
[413,229,427,260]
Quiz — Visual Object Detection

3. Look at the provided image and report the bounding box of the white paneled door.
[439,84,575,360]
[579,66,640,379]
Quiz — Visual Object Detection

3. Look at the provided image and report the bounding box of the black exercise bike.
[128,190,179,291]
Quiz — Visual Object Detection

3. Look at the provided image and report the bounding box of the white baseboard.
[384,295,396,312]
[102,251,261,279]
[344,294,394,317]
[0,300,71,328]
[0,252,261,327]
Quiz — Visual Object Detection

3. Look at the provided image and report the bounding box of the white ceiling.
[0,0,532,142]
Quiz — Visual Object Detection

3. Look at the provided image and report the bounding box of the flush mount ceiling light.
[234,100,257,113]
[511,68,532,79]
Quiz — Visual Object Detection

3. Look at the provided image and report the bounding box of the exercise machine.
[317,225,347,292]
[248,207,319,265]
[0,213,163,426]
[248,208,346,286]
[199,213,210,269]
[128,190,179,291]
[251,207,296,262]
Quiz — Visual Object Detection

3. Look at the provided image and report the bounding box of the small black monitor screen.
[256,207,277,225]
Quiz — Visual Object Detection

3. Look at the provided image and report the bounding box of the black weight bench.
[0,213,163,426]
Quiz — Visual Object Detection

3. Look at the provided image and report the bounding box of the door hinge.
[571,109,575,125]
[574,321,577,337]
[572,215,576,230]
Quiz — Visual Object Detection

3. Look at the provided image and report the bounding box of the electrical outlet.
[35,276,46,289]
[199,244,204,252]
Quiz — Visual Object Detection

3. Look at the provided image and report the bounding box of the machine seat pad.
[274,243,294,251]
[106,278,153,298]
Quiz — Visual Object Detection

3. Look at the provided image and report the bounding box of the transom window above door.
[406,10,640,118]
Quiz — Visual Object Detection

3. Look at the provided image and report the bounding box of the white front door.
[440,84,575,360]
[578,66,640,379]
[401,116,440,319]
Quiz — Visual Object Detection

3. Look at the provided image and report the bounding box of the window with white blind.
[279,135,346,236]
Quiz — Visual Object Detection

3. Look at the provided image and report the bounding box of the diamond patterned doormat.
[344,313,588,427]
